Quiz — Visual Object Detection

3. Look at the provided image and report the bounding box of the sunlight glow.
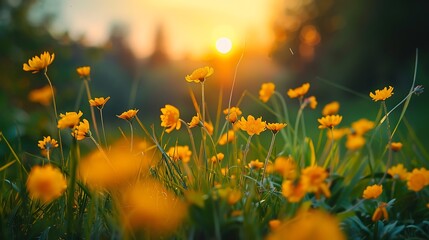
[216,37,232,54]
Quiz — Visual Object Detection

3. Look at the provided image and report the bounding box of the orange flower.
[72,119,90,140]
[266,123,287,134]
[362,184,383,199]
[318,115,342,129]
[57,111,83,129]
[301,166,331,198]
[322,101,340,116]
[390,142,403,152]
[218,188,242,205]
[167,145,192,163]
[273,156,296,180]
[370,86,394,101]
[248,159,264,169]
[188,114,201,128]
[305,96,318,109]
[372,202,388,222]
[327,128,349,140]
[351,118,374,135]
[23,51,55,73]
[26,164,67,203]
[37,136,58,150]
[259,82,275,103]
[28,85,53,106]
[345,134,366,151]
[210,153,224,163]
[117,109,139,121]
[185,66,214,83]
[76,66,91,78]
[89,96,110,108]
[287,83,310,98]
[407,168,429,192]
[218,130,235,145]
[160,105,181,133]
[204,121,214,135]
[268,220,281,231]
[387,164,408,180]
[237,115,266,136]
[281,180,306,202]
[223,107,242,123]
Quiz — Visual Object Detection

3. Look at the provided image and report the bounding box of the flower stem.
[261,133,277,184]
[128,121,134,152]
[242,135,253,166]
[180,119,199,167]
[379,101,393,184]
[99,108,108,148]
[293,99,305,149]
[83,79,101,143]
[67,138,79,238]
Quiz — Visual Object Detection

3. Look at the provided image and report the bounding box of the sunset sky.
[31,0,283,59]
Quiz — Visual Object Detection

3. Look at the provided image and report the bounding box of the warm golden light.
[216,37,233,54]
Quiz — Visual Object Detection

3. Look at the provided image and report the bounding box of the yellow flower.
[390,142,403,152]
[76,66,91,78]
[266,123,287,134]
[218,188,242,205]
[327,128,349,140]
[322,101,340,116]
[117,109,139,121]
[248,159,264,169]
[387,164,408,180]
[273,156,296,180]
[185,66,214,83]
[28,85,52,106]
[351,118,374,135]
[259,82,275,103]
[23,51,55,73]
[188,114,201,128]
[37,136,58,150]
[210,153,224,163]
[160,105,181,133]
[345,134,366,151]
[305,96,318,109]
[72,119,90,140]
[204,121,214,135]
[57,111,83,129]
[167,145,192,163]
[89,96,110,108]
[237,115,266,136]
[362,184,383,199]
[407,168,429,192]
[287,83,310,99]
[301,166,331,198]
[223,107,242,123]
[281,180,306,202]
[318,115,342,129]
[370,86,394,101]
[268,219,281,231]
[26,164,67,203]
[372,202,388,222]
[218,130,235,145]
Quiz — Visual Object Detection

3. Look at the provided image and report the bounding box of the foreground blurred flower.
[407,168,429,192]
[117,109,139,121]
[301,166,331,198]
[237,115,266,135]
[345,134,366,151]
[370,86,394,101]
[76,66,91,78]
[322,101,340,116]
[372,202,388,222]
[318,115,342,129]
[160,105,181,133]
[351,118,374,135]
[26,164,67,203]
[72,119,90,140]
[218,130,235,145]
[89,96,110,109]
[388,164,408,180]
[282,180,306,202]
[266,123,287,134]
[167,145,192,163]
[327,128,349,140]
[223,107,242,123]
[287,83,310,99]
[259,82,275,103]
[362,184,383,199]
[273,156,296,180]
[185,66,214,83]
[57,111,83,129]
[268,220,281,231]
[390,142,403,152]
[23,51,55,73]
[120,179,187,238]
[37,136,58,150]
[28,85,53,106]
[267,210,346,240]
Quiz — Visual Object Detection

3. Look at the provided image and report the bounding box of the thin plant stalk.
[242,135,253,166]
[0,132,28,174]
[98,108,108,148]
[261,132,277,184]
[67,138,79,237]
[293,98,305,148]
[83,79,101,143]
[128,121,134,152]
[379,101,393,184]
[180,119,199,167]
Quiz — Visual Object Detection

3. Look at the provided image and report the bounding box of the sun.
[216,37,232,54]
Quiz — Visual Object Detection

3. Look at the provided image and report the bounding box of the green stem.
[261,133,276,184]
[180,119,199,167]
[128,121,134,152]
[293,99,304,148]
[67,138,79,237]
[0,132,28,174]
[83,79,101,143]
[99,108,108,148]
[379,101,393,184]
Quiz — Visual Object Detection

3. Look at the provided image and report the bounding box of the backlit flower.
[322,101,340,116]
[37,136,58,150]
[345,134,366,151]
[72,119,90,140]
[248,159,264,169]
[89,96,110,109]
[407,168,429,192]
[26,164,67,203]
[117,109,139,121]
[287,83,310,99]
[281,180,306,202]
[259,82,275,103]
[237,115,266,136]
[273,156,296,180]
[28,85,52,106]
[372,202,388,222]
[362,184,382,199]
[218,130,235,145]
[57,111,83,129]
[23,51,55,73]
[305,96,318,109]
[185,66,214,83]
[223,107,242,123]
[160,105,181,133]
[318,115,342,129]
[390,142,403,152]
[387,164,408,180]
[351,118,374,135]
[301,166,331,198]
[167,145,192,163]
[370,86,394,101]
[210,153,224,163]
[76,66,91,78]
[266,123,287,134]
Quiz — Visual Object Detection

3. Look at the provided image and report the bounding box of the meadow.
[1,50,428,240]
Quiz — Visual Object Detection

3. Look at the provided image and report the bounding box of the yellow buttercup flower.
[369,86,394,101]
[351,118,374,135]
[322,101,340,116]
[72,119,90,140]
[28,85,53,106]
[301,166,331,198]
[281,180,306,203]
[266,123,287,134]
[76,66,91,78]
[259,82,275,103]
[57,111,83,129]
[287,83,310,99]
[268,220,281,231]
[218,187,242,205]
[185,66,214,83]
[210,153,225,163]
[117,109,139,121]
[218,130,235,145]
[188,114,201,128]
[390,142,403,152]
[362,184,383,199]
[237,115,266,136]
[345,134,366,151]
[37,136,58,150]
[318,115,342,129]
[248,159,264,169]
[89,96,110,109]
[223,107,242,123]
[372,202,388,222]
[160,105,181,133]
[387,164,408,180]
[273,156,296,180]
[327,128,349,140]
[167,145,192,163]
[204,121,214,135]
[407,168,429,192]
[305,96,318,109]
[23,51,55,73]
[26,164,67,203]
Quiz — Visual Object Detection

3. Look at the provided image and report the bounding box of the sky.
[30,0,282,59]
